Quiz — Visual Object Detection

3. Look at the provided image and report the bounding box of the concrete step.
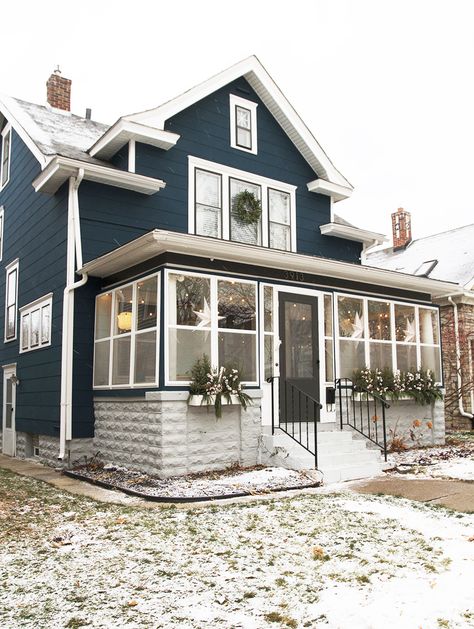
[260,428,385,483]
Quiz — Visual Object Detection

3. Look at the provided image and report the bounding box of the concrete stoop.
[260,428,384,484]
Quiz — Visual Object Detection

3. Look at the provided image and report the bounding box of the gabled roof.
[0,95,109,166]
[366,223,474,289]
[121,55,352,192]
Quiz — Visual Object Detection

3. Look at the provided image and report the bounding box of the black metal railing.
[267,376,322,469]
[336,378,390,461]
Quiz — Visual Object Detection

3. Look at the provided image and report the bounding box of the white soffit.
[307,179,353,202]
[122,56,353,190]
[79,229,457,299]
[320,223,388,246]
[89,119,180,159]
[33,156,166,195]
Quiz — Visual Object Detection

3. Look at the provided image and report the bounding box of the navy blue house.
[0,58,451,478]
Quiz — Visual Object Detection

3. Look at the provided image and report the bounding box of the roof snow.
[367,223,474,287]
[5,96,110,165]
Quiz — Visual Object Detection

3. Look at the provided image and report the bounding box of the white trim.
[4,258,19,342]
[88,119,180,159]
[78,229,457,300]
[188,155,297,252]
[0,96,47,166]
[320,222,387,247]
[32,156,166,195]
[229,94,258,155]
[19,294,53,354]
[164,268,259,387]
[93,272,160,390]
[123,56,352,188]
[128,139,136,173]
[0,124,12,190]
[2,364,17,457]
[307,178,353,202]
[0,206,4,262]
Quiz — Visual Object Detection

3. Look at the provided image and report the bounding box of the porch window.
[324,294,334,382]
[93,273,159,388]
[262,286,275,380]
[167,272,257,384]
[336,294,442,383]
[189,156,296,252]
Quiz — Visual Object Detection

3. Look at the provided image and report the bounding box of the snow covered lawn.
[1,468,473,628]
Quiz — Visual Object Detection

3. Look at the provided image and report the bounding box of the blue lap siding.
[78,77,361,264]
[0,130,68,438]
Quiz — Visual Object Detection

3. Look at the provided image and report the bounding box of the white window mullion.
[415,306,421,370]
[210,277,218,368]
[261,188,269,248]
[108,289,116,387]
[222,174,230,240]
[390,302,397,371]
[363,298,370,368]
[130,283,137,385]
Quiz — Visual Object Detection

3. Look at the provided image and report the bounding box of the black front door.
[279,293,320,422]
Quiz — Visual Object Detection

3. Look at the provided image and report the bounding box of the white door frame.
[2,364,17,456]
[260,283,335,426]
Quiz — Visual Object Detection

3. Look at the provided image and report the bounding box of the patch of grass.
[65,618,88,629]
[264,611,298,627]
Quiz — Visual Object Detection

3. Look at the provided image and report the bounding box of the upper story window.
[20,294,52,353]
[189,156,296,252]
[93,273,160,388]
[5,259,19,342]
[230,94,258,155]
[0,207,4,261]
[1,125,12,189]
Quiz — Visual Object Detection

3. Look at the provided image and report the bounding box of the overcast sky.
[2,0,473,241]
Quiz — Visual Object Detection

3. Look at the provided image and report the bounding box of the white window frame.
[0,207,4,262]
[19,293,53,353]
[93,272,160,389]
[188,156,297,252]
[230,94,258,155]
[4,259,19,342]
[1,125,12,190]
[165,268,259,387]
[334,292,442,384]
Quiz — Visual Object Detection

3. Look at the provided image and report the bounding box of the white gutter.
[59,169,88,460]
[447,296,474,424]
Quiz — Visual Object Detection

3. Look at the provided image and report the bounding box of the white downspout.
[447,296,474,423]
[59,169,88,460]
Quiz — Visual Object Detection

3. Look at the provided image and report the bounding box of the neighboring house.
[0,58,455,481]
[367,208,474,431]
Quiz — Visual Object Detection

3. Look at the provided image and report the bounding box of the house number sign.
[283,271,305,281]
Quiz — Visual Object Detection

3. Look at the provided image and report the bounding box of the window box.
[188,394,241,407]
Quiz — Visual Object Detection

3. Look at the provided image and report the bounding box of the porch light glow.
[117,311,132,331]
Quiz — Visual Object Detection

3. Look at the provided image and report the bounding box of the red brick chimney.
[46,67,71,111]
[391,207,412,250]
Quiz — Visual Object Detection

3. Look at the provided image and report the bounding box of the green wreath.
[232,190,262,225]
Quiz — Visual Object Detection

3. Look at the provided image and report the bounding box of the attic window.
[230,94,258,155]
[414,260,438,277]
[1,125,12,189]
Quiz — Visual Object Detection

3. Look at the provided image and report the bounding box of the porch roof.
[79,229,457,299]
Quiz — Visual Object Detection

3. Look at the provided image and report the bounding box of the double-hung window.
[230,94,257,155]
[20,294,52,352]
[1,125,11,189]
[5,259,19,341]
[93,273,160,388]
[189,157,296,252]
